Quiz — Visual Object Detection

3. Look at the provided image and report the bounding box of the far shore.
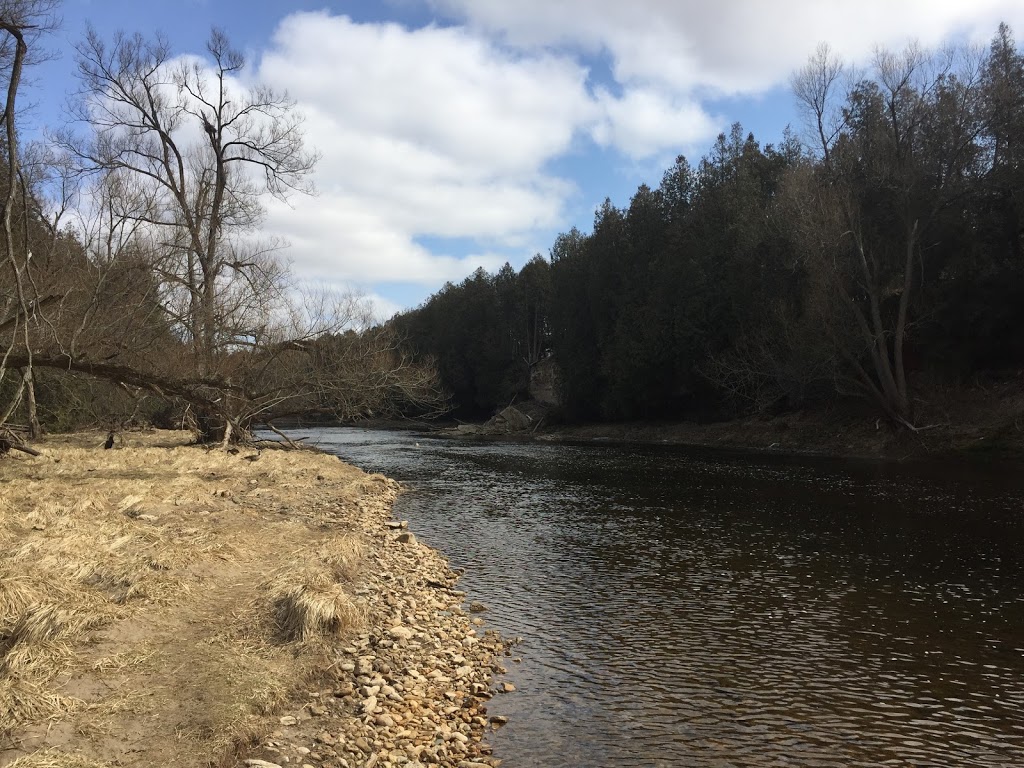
[394,385,1024,463]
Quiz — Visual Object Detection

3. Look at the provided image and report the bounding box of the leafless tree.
[49,26,319,440]
[0,0,58,443]
[789,41,985,427]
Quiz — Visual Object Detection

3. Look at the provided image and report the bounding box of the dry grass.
[263,536,366,642]
[0,430,377,767]
[4,750,111,768]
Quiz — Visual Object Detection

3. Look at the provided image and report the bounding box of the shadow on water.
[292,427,1024,768]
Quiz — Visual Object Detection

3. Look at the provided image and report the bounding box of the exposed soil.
[0,431,507,768]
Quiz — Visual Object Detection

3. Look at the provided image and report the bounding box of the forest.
[0,2,445,448]
[394,25,1024,430]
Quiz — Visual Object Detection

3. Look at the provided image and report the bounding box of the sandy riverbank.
[0,431,509,768]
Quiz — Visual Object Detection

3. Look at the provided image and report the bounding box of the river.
[299,426,1024,767]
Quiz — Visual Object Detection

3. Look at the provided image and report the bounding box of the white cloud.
[432,0,1024,93]
[254,12,613,292]
[591,87,719,158]
[263,194,507,284]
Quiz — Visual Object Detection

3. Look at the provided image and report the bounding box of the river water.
[301,426,1024,767]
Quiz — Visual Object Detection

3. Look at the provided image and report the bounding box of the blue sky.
[24,0,1024,317]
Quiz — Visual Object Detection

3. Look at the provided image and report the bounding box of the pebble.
[389,626,415,641]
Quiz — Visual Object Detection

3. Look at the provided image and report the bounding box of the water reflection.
[297,427,1024,767]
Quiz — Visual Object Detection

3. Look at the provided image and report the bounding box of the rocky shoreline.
[241,483,514,768]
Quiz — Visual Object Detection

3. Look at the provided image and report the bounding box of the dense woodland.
[394,26,1024,428]
[0,1,445,447]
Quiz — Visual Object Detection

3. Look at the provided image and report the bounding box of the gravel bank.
[242,483,513,768]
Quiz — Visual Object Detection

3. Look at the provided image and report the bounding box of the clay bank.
[0,431,510,768]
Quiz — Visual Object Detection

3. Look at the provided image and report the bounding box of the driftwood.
[0,436,41,457]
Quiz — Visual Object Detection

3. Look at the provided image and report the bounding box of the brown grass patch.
[263,536,365,642]
[0,430,374,767]
[4,750,111,768]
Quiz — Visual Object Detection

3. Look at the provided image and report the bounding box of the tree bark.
[21,366,39,438]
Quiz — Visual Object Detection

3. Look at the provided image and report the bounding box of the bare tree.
[789,42,985,427]
[791,42,847,164]
[0,0,58,442]
[53,27,317,440]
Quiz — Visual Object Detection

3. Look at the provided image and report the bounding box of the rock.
[397,531,417,545]
[279,716,297,726]
[315,731,336,745]
[375,713,396,727]
[468,602,487,613]
[489,715,508,727]
[386,520,408,529]
[482,405,532,433]
[334,682,354,697]
[244,761,283,768]
[361,695,378,714]
[500,682,516,693]
[389,626,415,641]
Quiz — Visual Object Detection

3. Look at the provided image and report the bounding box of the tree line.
[0,1,446,447]
[394,25,1024,428]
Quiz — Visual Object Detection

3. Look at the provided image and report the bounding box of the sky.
[22,0,1024,319]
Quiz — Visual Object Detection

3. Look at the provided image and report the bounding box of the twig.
[264,421,303,449]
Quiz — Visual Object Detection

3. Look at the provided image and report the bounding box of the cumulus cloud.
[591,87,719,158]
[254,12,608,293]
[432,0,1024,93]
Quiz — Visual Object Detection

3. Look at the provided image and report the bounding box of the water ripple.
[296,428,1024,768]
